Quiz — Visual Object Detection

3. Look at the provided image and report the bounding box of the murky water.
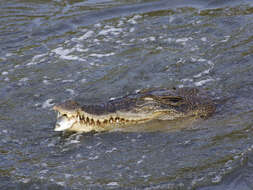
[1,0,253,189]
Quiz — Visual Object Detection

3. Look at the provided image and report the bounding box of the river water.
[1,0,253,189]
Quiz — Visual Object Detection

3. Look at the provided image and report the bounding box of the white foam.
[191,57,197,62]
[52,47,86,61]
[129,27,135,32]
[105,147,117,153]
[62,54,85,61]
[89,155,99,160]
[84,176,92,180]
[194,69,211,78]
[64,174,72,179]
[66,89,75,96]
[94,23,102,28]
[176,37,192,45]
[19,77,29,82]
[62,79,74,83]
[3,130,8,133]
[220,35,230,42]
[193,60,214,78]
[225,160,233,167]
[181,78,193,82]
[198,58,207,62]
[128,18,137,24]
[194,78,214,86]
[89,52,115,58]
[135,89,142,93]
[149,36,156,41]
[207,60,214,65]
[76,153,82,158]
[166,37,174,42]
[27,53,47,66]
[43,80,50,85]
[140,36,156,42]
[107,182,119,186]
[47,142,55,147]
[74,44,88,52]
[56,181,65,186]
[21,178,30,183]
[1,71,8,75]
[6,53,13,57]
[52,47,74,56]
[40,167,48,173]
[117,20,124,27]
[98,27,123,36]
[78,30,94,40]
[93,39,100,43]
[176,38,189,43]
[196,20,202,24]
[190,46,199,51]
[183,140,191,145]
[201,37,207,42]
[176,58,186,64]
[191,177,204,186]
[212,175,222,183]
[69,140,80,144]
[128,15,142,24]
[80,78,87,83]
[169,16,175,23]
[42,99,54,109]
[142,174,151,178]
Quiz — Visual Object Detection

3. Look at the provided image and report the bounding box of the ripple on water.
[194,78,214,87]
[51,47,86,61]
[98,27,123,36]
[42,99,54,109]
[1,71,8,75]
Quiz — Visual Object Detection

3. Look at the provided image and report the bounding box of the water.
[1,0,253,189]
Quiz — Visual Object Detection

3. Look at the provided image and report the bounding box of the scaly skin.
[53,87,215,132]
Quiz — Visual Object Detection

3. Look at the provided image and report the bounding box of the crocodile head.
[53,88,215,132]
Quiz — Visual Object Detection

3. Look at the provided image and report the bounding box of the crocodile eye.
[169,98,181,103]
[200,115,206,119]
[143,97,154,101]
[58,114,67,118]
[162,96,183,103]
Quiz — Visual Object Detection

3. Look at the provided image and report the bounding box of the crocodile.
[53,87,215,133]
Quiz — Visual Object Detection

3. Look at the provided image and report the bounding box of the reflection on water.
[1,0,253,189]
